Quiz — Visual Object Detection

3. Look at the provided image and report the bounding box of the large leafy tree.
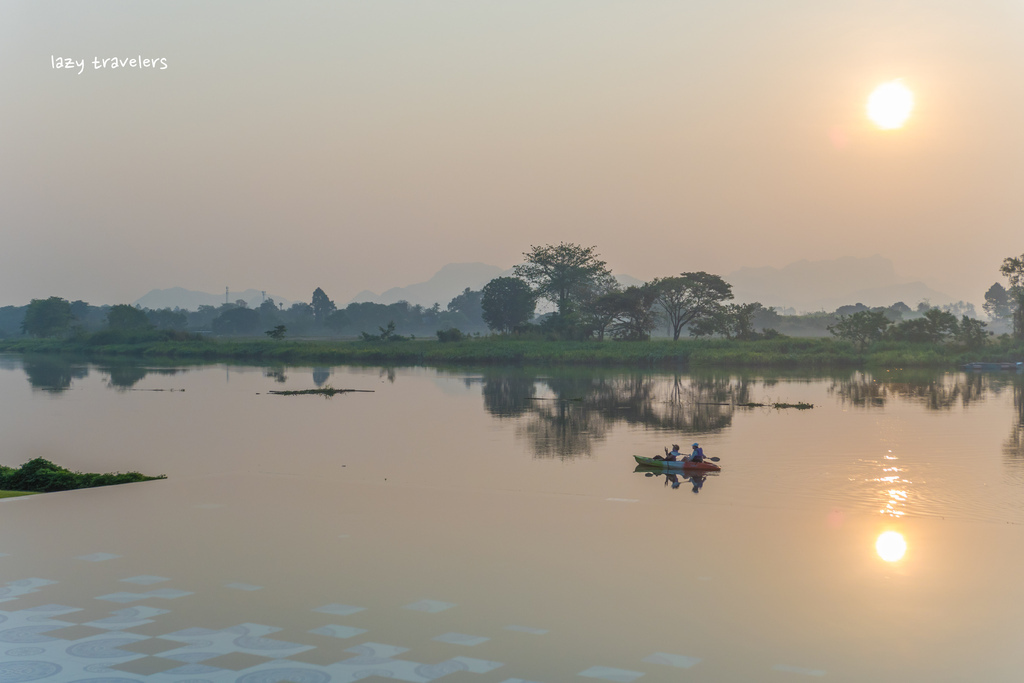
[481,277,536,333]
[887,309,959,343]
[21,297,73,338]
[513,243,614,316]
[691,302,767,340]
[650,273,734,341]
[607,284,661,341]
[107,304,151,330]
[999,254,1024,339]
[955,316,989,349]
[212,307,261,335]
[983,283,1011,322]
[311,287,337,326]
[827,310,891,350]
[447,288,484,321]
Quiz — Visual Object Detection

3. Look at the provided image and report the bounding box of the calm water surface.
[2,355,1024,682]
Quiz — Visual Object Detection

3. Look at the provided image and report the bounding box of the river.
[2,355,1023,682]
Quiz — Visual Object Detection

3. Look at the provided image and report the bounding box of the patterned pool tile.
[98,587,193,603]
[308,624,367,639]
[642,652,701,668]
[144,587,192,599]
[0,624,63,643]
[773,663,827,676]
[344,642,410,658]
[225,582,263,591]
[447,656,503,673]
[313,603,365,616]
[84,605,170,630]
[160,623,314,658]
[120,575,170,585]
[75,553,121,562]
[0,578,58,603]
[432,632,489,646]
[504,625,548,635]
[402,599,456,613]
[20,604,80,616]
[578,665,644,682]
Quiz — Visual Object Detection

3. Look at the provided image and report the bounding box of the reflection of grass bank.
[0,458,166,493]
[0,336,1021,368]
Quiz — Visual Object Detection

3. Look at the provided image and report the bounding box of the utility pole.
[225,287,229,305]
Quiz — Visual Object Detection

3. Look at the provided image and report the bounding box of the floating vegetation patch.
[730,401,814,409]
[0,458,166,494]
[268,385,374,398]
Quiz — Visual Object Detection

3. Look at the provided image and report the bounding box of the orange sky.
[2,0,1022,308]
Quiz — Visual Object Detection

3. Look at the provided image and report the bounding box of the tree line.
[5,244,1023,347]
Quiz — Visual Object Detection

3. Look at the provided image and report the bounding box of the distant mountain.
[349,263,650,308]
[133,287,293,311]
[727,256,950,313]
[349,263,511,307]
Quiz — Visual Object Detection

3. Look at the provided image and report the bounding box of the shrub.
[436,328,465,343]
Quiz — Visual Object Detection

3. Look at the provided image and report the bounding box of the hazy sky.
[3,0,1022,308]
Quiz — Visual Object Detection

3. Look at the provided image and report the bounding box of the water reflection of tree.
[99,365,184,391]
[481,371,748,459]
[1004,378,1024,461]
[22,356,88,392]
[829,371,988,410]
[313,367,331,386]
[264,367,287,383]
[104,365,149,390]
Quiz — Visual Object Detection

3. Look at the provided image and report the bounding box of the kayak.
[634,455,721,471]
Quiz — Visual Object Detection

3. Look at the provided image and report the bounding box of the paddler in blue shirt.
[689,442,706,463]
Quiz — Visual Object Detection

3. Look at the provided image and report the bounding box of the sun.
[867,80,914,130]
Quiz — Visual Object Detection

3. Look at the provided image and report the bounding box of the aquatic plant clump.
[0,457,166,493]
[267,385,374,397]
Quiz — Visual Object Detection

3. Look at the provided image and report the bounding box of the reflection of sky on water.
[4,359,1024,681]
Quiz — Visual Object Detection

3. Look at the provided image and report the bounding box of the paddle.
[651,454,720,462]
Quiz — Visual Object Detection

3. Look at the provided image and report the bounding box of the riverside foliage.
[1,335,1021,369]
[0,458,166,493]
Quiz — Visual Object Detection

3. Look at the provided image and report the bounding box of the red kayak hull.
[633,455,721,471]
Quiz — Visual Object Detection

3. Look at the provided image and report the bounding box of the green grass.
[0,490,37,499]
[1,335,1022,369]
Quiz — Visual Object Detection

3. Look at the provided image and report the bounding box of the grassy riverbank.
[2,335,1021,368]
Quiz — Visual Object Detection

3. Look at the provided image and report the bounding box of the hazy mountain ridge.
[349,263,511,307]
[727,255,950,312]
[134,287,293,311]
[133,256,949,314]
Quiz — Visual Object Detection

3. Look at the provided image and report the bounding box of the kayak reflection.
[634,465,717,493]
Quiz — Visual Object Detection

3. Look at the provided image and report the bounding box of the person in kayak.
[689,442,706,463]
[655,444,682,461]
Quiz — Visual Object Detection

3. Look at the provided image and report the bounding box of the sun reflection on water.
[876,531,907,562]
[874,449,911,517]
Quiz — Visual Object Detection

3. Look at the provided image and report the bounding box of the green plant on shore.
[0,457,166,493]
[0,334,1021,370]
